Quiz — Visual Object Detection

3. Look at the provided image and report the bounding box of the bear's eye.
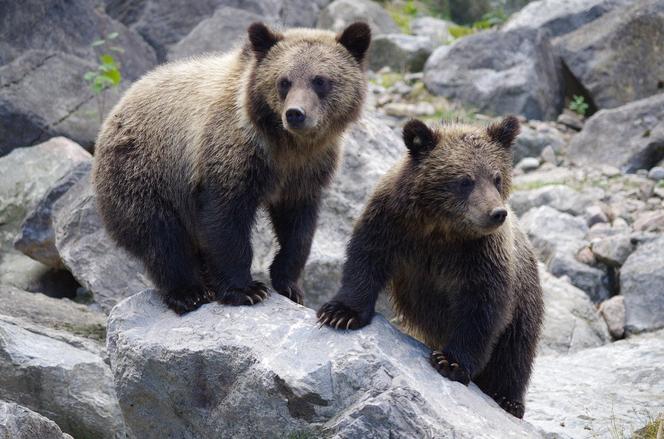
[457,176,475,194]
[311,75,331,97]
[278,78,291,98]
[494,173,502,188]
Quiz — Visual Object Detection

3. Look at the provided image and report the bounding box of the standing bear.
[93,22,371,314]
[318,116,544,418]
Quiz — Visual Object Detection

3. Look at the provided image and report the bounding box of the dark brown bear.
[317,116,544,418]
[93,22,371,314]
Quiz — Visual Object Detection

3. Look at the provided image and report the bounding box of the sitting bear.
[318,116,544,418]
[93,22,371,314]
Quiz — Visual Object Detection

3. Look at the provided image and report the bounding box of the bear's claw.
[217,281,270,306]
[164,287,214,315]
[276,283,304,305]
[430,350,471,385]
[493,394,525,418]
[316,300,364,330]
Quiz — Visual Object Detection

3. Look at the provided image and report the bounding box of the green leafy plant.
[403,0,418,15]
[84,32,124,123]
[473,8,508,29]
[569,95,589,117]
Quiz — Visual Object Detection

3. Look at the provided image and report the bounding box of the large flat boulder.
[567,93,664,172]
[556,0,664,110]
[0,400,73,439]
[526,330,664,438]
[423,28,564,121]
[107,290,542,438]
[0,318,124,439]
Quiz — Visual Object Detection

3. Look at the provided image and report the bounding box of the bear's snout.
[489,207,508,225]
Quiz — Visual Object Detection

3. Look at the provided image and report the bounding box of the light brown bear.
[93,22,371,314]
[318,117,544,418]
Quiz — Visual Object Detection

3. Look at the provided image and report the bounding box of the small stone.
[557,109,584,130]
[600,165,622,177]
[585,205,609,227]
[636,169,649,177]
[633,211,664,232]
[516,157,541,172]
[648,166,664,181]
[591,235,634,267]
[576,246,596,265]
[540,145,557,165]
[599,296,626,339]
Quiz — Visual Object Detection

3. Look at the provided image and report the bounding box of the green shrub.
[84,32,124,123]
[569,95,589,117]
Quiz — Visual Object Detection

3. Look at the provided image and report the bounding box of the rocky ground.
[1,0,664,438]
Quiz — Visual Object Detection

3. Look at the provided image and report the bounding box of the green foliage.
[84,32,124,123]
[403,0,418,15]
[569,95,589,117]
[387,0,419,34]
[448,24,477,38]
[474,8,508,29]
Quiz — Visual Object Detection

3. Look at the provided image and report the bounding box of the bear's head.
[402,116,520,237]
[246,22,371,141]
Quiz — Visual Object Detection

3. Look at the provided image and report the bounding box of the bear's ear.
[248,22,283,62]
[337,22,371,64]
[487,115,520,148]
[403,119,438,159]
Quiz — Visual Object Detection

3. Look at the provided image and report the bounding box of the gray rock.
[168,7,264,61]
[0,319,124,439]
[648,166,664,181]
[423,28,564,121]
[599,295,625,339]
[369,34,435,73]
[0,51,120,153]
[567,93,664,172]
[556,108,584,131]
[621,236,664,333]
[0,284,106,342]
[520,206,608,301]
[382,102,436,118]
[0,0,156,80]
[107,290,542,438]
[510,185,602,218]
[633,210,664,232]
[0,138,90,297]
[556,0,664,110]
[410,16,452,45]
[584,204,608,227]
[106,0,282,62]
[0,0,157,153]
[53,171,153,313]
[253,114,402,313]
[504,0,633,37]
[513,122,567,165]
[526,329,664,438]
[0,400,73,439]
[15,161,92,269]
[591,235,634,267]
[539,268,610,355]
[516,157,540,172]
[317,0,400,35]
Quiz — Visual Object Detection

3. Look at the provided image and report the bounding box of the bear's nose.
[286,107,306,127]
[489,208,508,225]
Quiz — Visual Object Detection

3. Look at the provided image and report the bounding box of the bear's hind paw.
[430,350,471,385]
[493,395,525,418]
[163,287,214,315]
[276,283,304,305]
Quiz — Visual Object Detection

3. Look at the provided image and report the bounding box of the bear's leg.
[140,213,212,315]
[473,313,537,419]
[197,190,269,306]
[267,198,320,305]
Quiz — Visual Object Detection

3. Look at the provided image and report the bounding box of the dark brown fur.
[318,117,544,418]
[93,22,371,314]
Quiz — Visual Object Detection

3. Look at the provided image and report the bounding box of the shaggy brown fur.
[318,117,544,418]
[93,22,371,314]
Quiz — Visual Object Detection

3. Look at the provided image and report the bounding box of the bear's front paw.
[316,300,367,330]
[493,395,525,419]
[163,287,214,315]
[430,350,471,385]
[275,282,304,305]
[217,281,270,306]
